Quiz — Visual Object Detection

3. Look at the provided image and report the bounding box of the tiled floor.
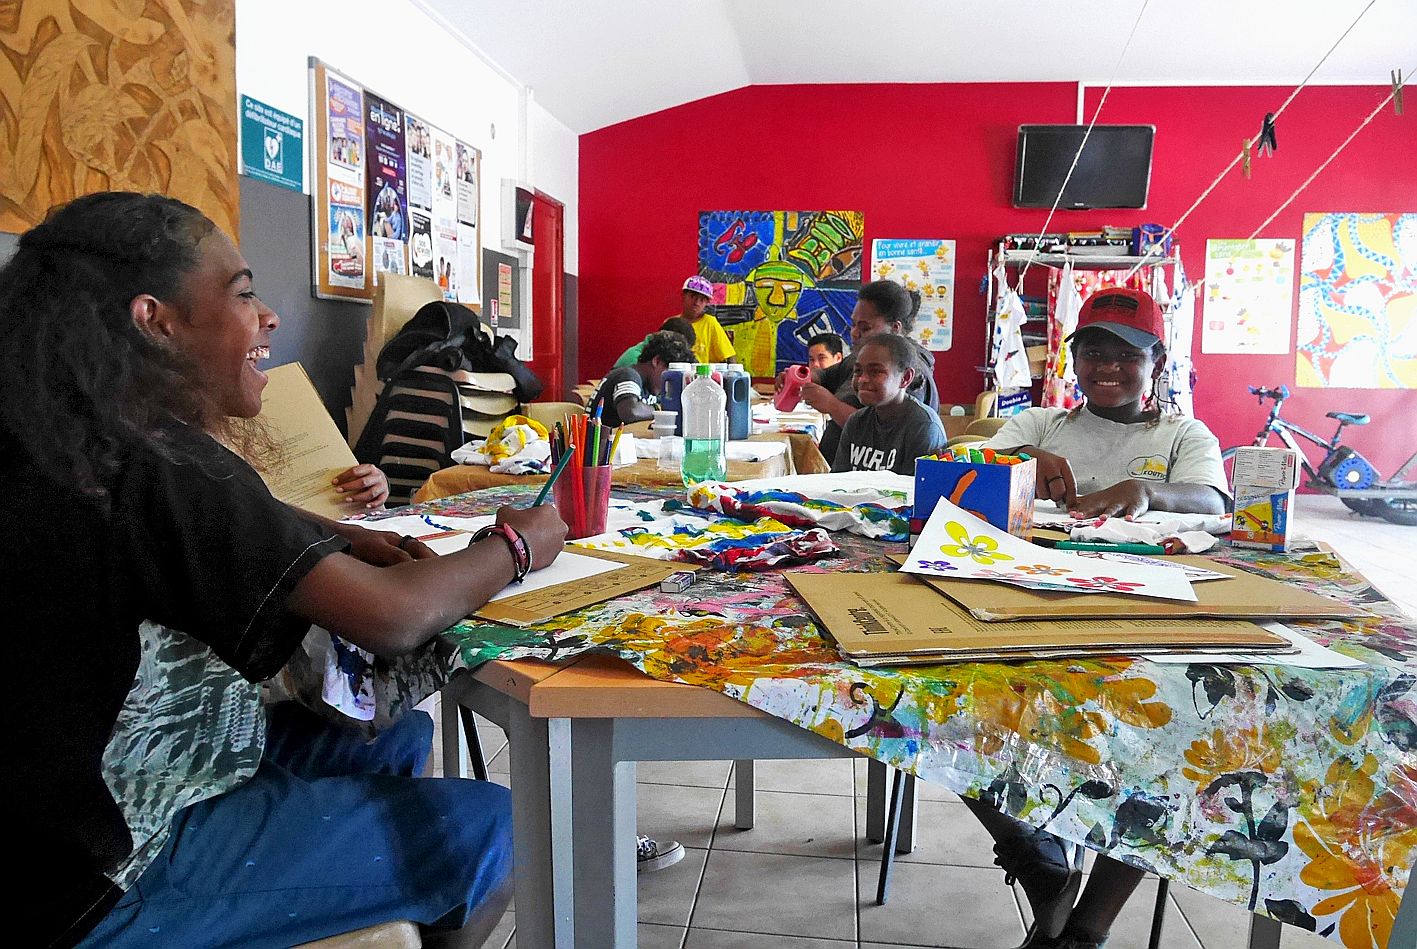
[430,494,1414,948]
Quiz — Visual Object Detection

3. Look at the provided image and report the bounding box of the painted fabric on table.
[356,486,1415,949]
[686,484,910,542]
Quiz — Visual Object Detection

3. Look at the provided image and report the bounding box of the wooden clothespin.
[1242,140,1253,179]
[1393,69,1405,116]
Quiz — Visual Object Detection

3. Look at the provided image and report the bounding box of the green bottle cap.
[696,364,711,376]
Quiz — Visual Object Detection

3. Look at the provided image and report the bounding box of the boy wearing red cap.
[970,288,1227,949]
[985,287,1228,520]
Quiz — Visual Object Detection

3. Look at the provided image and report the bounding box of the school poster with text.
[324,74,365,289]
[365,93,408,282]
[871,239,956,351]
[1201,239,1295,354]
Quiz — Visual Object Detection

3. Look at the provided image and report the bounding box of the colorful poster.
[1297,212,1417,388]
[240,94,302,192]
[1201,239,1296,354]
[699,210,865,377]
[901,498,1197,602]
[409,210,434,280]
[365,93,407,282]
[405,115,432,210]
[871,239,956,351]
[430,128,457,223]
[325,176,364,288]
[325,76,363,182]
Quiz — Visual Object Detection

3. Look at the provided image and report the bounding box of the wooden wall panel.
[0,0,238,237]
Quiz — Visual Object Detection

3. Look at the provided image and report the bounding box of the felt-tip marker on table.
[1055,541,1167,555]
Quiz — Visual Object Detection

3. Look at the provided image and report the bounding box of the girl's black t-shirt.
[13,430,347,946]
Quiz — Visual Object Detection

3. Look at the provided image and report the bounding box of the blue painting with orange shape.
[914,458,1036,539]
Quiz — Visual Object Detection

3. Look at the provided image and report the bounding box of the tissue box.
[913,457,1036,539]
[1230,447,1300,551]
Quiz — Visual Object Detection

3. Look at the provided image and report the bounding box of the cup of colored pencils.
[549,412,615,539]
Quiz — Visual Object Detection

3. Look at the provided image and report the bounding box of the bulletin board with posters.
[308,59,481,305]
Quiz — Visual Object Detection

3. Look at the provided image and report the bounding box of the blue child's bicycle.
[1221,385,1417,526]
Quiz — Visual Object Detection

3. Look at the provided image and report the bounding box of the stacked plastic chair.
[348,276,518,506]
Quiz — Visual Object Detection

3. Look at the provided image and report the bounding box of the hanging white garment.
[1157,262,1197,416]
[1047,262,1083,405]
[992,265,1033,389]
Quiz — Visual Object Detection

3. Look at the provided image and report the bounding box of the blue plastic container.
[723,368,752,440]
[659,363,693,435]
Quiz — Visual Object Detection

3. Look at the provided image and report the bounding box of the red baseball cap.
[1070,288,1164,349]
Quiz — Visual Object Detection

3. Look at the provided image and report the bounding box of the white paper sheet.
[341,513,494,555]
[903,498,1198,602]
[1145,623,1363,668]
[489,550,627,601]
[726,471,915,506]
[1074,550,1230,582]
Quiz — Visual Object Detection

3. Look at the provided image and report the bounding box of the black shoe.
[993,828,1081,941]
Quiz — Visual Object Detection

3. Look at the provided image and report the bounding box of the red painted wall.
[579,82,1416,474]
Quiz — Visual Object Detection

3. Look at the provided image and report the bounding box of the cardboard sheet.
[786,571,1288,665]
[472,548,690,627]
[258,363,360,519]
[890,555,1368,622]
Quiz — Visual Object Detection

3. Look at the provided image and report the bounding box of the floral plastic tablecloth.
[370,486,1415,948]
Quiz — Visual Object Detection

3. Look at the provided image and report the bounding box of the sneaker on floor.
[994,827,1081,941]
[636,835,684,872]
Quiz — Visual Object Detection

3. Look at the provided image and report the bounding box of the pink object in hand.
[774,364,812,411]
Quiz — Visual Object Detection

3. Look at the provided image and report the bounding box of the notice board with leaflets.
[308,58,482,306]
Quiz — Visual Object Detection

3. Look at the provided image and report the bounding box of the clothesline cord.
[1121,0,1380,281]
[1245,70,1411,239]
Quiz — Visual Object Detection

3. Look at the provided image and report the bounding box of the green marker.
[1055,541,1166,555]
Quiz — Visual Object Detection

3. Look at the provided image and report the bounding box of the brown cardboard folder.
[887,554,1366,622]
[785,571,1288,665]
[472,548,690,627]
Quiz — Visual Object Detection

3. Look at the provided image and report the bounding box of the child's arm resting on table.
[1070,480,1227,518]
[287,504,567,657]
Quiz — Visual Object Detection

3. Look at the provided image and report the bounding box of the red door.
[527,191,565,401]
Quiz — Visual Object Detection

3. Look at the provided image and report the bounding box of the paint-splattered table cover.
[371,486,1415,949]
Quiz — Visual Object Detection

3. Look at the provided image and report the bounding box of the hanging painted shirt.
[991,265,1032,389]
[1044,262,1084,408]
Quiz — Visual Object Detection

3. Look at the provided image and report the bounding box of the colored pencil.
[534,443,577,506]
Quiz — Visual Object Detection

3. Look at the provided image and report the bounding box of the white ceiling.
[420,0,1416,133]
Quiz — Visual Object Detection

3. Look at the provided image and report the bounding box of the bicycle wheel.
[1372,497,1417,527]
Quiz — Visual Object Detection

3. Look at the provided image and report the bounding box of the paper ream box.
[914,457,1036,540]
[1230,447,1300,551]
[1232,489,1295,551]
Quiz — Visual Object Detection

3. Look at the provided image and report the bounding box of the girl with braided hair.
[7,192,566,948]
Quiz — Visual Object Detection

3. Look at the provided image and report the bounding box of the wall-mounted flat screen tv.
[1014,124,1155,210]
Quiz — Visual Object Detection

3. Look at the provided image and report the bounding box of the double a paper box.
[1230,447,1301,551]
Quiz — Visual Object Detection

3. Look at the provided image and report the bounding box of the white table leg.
[734,759,755,830]
[570,718,638,948]
[439,687,468,779]
[1388,884,1416,949]
[1247,914,1281,949]
[866,758,886,842]
[505,703,575,948]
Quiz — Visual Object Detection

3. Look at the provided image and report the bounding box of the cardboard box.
[914,457,1035,539]
[886,554,1365,622]
[785,571,1289,666]
[1231,447,1301,551]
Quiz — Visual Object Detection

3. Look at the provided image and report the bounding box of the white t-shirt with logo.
[984,406,1230,500]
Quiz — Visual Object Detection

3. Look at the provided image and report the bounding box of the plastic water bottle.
[681,364,727,486]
